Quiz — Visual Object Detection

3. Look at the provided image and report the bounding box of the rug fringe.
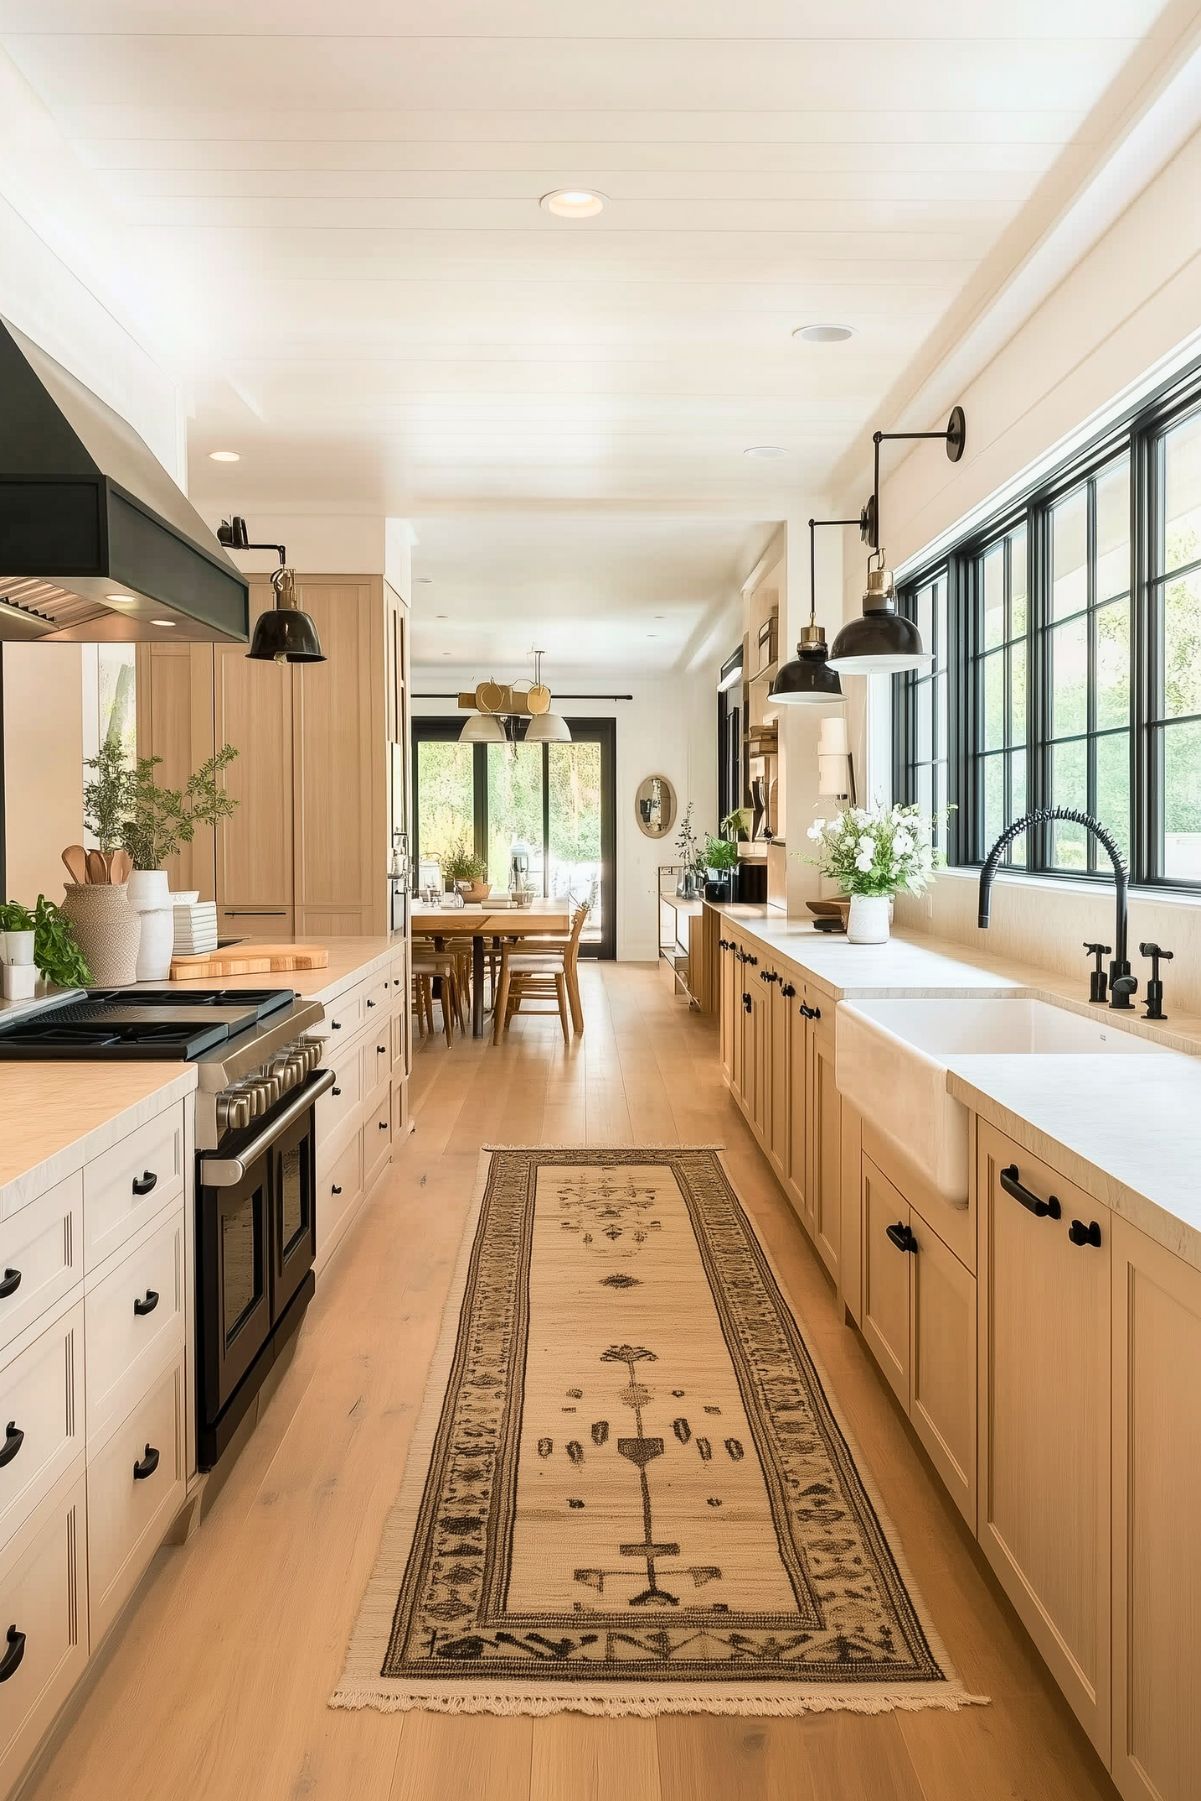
[330,1686,990,1719]
[481,1143,727,1152]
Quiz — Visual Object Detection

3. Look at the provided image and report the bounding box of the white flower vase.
[128,869,174,981]
[847,893,891,945]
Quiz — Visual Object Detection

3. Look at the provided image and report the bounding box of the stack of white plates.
[173,900,218,957]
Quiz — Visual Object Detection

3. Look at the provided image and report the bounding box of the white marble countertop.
[712,902,1201,1269]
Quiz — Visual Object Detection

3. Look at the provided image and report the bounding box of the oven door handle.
[198,1069,336,1188]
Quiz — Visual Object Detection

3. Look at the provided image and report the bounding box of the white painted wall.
[412,662,726,962]
[827,119,1201,1003]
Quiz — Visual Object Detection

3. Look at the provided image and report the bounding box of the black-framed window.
[410,716,617,958]
[894,365,1201,890]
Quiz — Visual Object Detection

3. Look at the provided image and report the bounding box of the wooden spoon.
[85,849,109,884]
[109,849,132,885]
[61,844,88,885]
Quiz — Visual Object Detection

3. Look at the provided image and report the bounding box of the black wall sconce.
[217,515,326,664]
[829,407,966,675]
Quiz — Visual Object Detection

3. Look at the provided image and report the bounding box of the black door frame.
[411,715,617,959]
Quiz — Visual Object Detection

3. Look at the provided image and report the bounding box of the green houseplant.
[32,896,91,988]
[442,840,491,904]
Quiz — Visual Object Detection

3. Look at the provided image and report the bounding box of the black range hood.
[0,319,248,644]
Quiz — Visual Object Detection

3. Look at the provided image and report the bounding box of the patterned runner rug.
[333,1147,986,1718]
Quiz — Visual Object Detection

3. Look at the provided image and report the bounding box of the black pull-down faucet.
[978,809,1135,1011]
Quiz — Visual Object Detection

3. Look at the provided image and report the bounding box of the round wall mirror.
[635,774,676,839]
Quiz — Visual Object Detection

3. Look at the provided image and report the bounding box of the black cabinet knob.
[1068,1218,1102,1249]
[131,1171,157,1197]
[332,1086,342,1097]
[331,1184,343,1196]
[133,1289,159,1317]
[132,1444,160,1481]
[331,1020,342,1030]
[885,1222,917,1254]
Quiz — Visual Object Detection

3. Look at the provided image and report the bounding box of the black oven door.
[198,1155,272,1422]
[271,1105,317,1324]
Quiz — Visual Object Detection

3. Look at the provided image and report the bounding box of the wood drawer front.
[364,970,392,1021]
[324,983,365,1042]
[87,1357,185,1647]
[361,1032,391,1101]
[388,951,407,999]
[217,906,293,935]
[390,1008,406,1076]
[363,1089,392,1194]
[0,1304,83,1555]
[0,1465,87,1790]
[84,1107,184,1272]
[317,1050,361,1153]
[0,1175,82,1359]
[85,1213,184,1444]
[318,1135,362,1266]
[861,1159,910,1408]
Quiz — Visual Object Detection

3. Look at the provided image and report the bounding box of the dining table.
[409,898,573,1038]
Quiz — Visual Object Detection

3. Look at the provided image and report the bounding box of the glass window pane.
[1162,720,1201,880]
[1010,525,1028,637]
[487,743,545,893]
[935,672,948,762]
[935,581,948,671]
[933,762,947,849]
[1163,409,1201,578]
[1051,739,1088,869]
[983,653,1005,751]
[1008,749,1027,865]
[1161,572,1201,720]
[982,546,1005,649]
[548,740,603,942]
[1095,731,1130,859]
[915,763,933,817]
[1091,597,1129,731]
[916,677,932,761]
[917,582,934,658]
[1008,640,1026,746]
[416,739,475,873]
[1096,458,1130,601]
[1050,616,1088,738]
[1052,487,1088,620]
[983,753,1004,853]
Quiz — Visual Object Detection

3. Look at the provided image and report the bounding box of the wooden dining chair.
[492,903,590,1044]
[411,949,463,1047]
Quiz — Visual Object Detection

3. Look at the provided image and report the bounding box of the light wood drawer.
[84,1106,184,1272]
[364,969,392,1021]
[87,1357,185,1647]
[217,906,294,935]
[318,1134,361,1265]
[363,1087,392,1195]
[0,1175,82,1359]
[389,950,407,998]
[85,1212,184,1444]
[361,1031,391,1102]
[324,983,365,1042]
[0,1303,83,1554]
[390,1008,406,1076]
[317,1049,361,1155]
[0,1463,87,1793]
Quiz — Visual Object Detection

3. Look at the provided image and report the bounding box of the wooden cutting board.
[169,942,330,980]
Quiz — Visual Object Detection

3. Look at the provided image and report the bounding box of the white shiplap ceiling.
[0,1,1190,663]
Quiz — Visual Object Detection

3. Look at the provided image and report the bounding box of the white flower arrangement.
[805,803,942,898]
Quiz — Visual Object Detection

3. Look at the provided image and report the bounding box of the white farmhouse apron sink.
[835,997,1167,1206]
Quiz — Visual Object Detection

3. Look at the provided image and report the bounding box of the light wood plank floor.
[28,964,1117,1801]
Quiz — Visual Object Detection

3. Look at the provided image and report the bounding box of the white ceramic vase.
[128,868,173,981]
[847,892,891,945]
[3,930,35,966]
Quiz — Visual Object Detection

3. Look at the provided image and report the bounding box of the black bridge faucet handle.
[1139,941,1173,1022]
[1083,942,1110,1006]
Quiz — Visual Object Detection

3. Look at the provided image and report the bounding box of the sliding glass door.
[412,718,616,957]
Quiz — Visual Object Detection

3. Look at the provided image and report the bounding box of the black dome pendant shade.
[828,552,930,674]
[247,563,325,663]
[769,514,859,706]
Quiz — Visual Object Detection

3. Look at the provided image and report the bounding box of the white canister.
[127,868,174,981]
[847,892,891,945]
[2,962,36,1000]
[3,930,35,966]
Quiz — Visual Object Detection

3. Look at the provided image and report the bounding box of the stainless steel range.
[0,986,333,1471]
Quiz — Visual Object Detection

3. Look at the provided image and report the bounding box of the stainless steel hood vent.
[0,319,248,643]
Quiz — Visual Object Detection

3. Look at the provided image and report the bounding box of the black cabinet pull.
[885,1222,917,1254]
[332,1086,342,1097]
[131,1171,157,1197]
[378,1119,388,1131]
[810,1005,822,1021]
[331,1183,343,1196]
[742,993,752,1013]
[0,1270,20,1299]
[378,1043,387,1053]
[133,1289,159,1317]
[0,1423,23,1468]
[0,1626,26,1683]
[1068,1218,1102,1249]
[132,1444,160,1481]
[999,1164,1061,1220]
[746,954,758,967]
[330,1020,342,1031]
[367,998,377,1009]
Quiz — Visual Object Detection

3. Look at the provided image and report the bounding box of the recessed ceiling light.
[208,449,240,462]
[743,445,789,459]
[151,618,175,627]
[540,188,607,219]
[792,323,855,344]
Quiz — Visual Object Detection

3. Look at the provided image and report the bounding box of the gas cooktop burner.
[0,986,296,1061]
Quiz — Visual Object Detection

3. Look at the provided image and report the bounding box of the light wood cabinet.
[806,1009,841,1285]
[1110,1216,1201,1801]
[861,1158,911,1407]
[214,581,294,918]
[977,1121,1111,1756]
[717,934,737,1083]
[133,643,217,898]
[785,993,809,1227]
